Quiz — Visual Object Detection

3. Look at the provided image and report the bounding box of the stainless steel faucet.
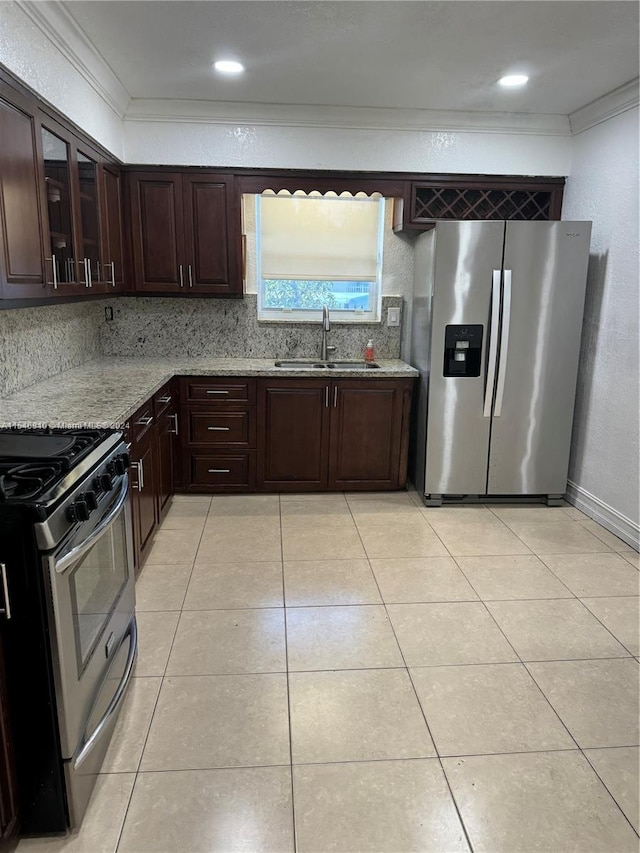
[320,305,336,361]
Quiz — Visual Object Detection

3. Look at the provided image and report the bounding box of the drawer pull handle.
[206,390,230,395]
[158,395,172,404]
[168,413,179,435]
[208,468,231,474]
[207,426,230,431]
[136,415,154,426]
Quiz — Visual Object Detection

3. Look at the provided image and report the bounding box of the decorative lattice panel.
[413,187,553,222]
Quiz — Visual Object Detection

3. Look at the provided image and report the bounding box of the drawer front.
[131,400,155,444]
[189,411,253,446]
[190,452,255,490]
[184,378,256,404]
[153,381,174,417]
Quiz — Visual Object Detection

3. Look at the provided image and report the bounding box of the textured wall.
[99,294,404,360]
[123,119,572,175]
[562,106,639,537]
[0,2,124,157]
[0,300,106,398]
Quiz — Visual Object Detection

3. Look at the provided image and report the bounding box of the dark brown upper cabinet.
[101,164,126,292]
[0,85,49,300]
[128,171,242,297]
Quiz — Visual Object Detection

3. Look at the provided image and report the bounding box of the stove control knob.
[120,452,131,470]
[112,458,126,476]
[99,473,114,492]
[84,491,98,511]
[67,500,90,522]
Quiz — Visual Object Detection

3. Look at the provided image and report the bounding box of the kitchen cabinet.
[0,85,48,300]
[179,378,257,492]
[257,377,414,492]
[128,171,241,296]
[154,382,178,522]
[100,164,126,292]
[128,397,158,572]
[257,380,330,491]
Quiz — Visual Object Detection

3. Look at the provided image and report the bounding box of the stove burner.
[0,428,113,505]
[0,461,64,501]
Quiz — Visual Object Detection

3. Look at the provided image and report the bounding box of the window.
[255,192,385,322]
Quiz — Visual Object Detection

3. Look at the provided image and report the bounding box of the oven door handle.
[55,475,129,575]
[74,617,138,771]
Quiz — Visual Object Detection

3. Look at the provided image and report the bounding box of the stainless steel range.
[0,428,136,833]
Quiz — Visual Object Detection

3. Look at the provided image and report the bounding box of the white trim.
[566,479,639,551]
[125,98,571,137]
[17,0,131,119]
[569,78,640,135]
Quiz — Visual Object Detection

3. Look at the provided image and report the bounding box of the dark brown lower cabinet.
[328,379,413,490]
[0,639,18,853]
[130,424,157,571]
[257,380,330,491]
[256,377,413,492]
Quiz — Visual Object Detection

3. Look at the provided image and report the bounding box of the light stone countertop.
[0,357,418,429]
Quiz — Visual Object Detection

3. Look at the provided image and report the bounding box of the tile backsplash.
[99,295,405,360]
[0,300,106,398]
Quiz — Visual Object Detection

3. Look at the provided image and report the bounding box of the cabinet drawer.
[153,382,174,417]
[184,378,256,405]
[190,452,255,490]
[131,400,155,444]
[189,411,254,446]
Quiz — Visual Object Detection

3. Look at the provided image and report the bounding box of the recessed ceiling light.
[213,60,245,75]
[499,74,529,88]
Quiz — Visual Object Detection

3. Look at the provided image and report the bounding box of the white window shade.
[260,195,381,281]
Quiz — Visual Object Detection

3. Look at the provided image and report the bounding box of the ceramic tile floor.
[18,492,640,853]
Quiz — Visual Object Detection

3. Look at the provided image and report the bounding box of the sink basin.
[274,360,380,370]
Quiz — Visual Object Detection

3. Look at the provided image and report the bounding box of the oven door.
[43,473,136,763]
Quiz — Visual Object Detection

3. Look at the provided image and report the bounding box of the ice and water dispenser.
[443,325,483,377]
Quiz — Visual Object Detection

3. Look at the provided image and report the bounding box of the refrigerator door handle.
[483,270,502,417]
[494,270,512,416]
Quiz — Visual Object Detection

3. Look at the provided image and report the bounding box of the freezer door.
[425,221,505,495]
[488,220,592,495]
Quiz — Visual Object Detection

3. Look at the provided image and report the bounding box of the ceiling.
[62,0,639,116]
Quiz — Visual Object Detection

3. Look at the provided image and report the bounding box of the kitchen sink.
[274,360,380,370]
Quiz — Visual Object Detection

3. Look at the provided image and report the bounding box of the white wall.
[562,106,639,546]
[0,1,124,157]
[123,117,572,175]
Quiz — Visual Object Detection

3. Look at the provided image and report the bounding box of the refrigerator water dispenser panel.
[443,325,483,376]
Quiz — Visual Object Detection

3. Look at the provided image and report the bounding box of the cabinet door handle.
[179,264,184,287]
[168,413,179,435]
[333,386,338,407]
[0,563,11,621]
[325,385,329,408]
[138,459,144,490]
[85,258,91,288]
[110,261,116,287]
[45,255,58,290]
[208,468,230,474]
[188,264,193,288]
[206,390,229,395]
[207,426,230,431]
[130,460,143,491]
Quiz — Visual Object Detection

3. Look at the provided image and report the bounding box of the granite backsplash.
[99,294,405,360]
[0,300,106,398]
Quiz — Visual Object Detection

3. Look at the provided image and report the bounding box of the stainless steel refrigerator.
[409,220,592,505]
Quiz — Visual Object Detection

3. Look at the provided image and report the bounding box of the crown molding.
[125,99,571,137]
[17,0,130,118]
[570,78,639,135]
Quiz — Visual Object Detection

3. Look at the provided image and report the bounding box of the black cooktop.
[0,428,110,502]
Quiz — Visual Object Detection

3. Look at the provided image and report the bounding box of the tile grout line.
[280,493,299,853]
[113,497,212,853]
[576,598,639,658]
[346,497,477,853]
[452,552,640,835]
[581,750,640,840]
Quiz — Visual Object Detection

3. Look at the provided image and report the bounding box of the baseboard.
[566,480,639,551]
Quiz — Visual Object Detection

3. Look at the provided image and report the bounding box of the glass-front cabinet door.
[41,126,78,290]
[76,149,103,287]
